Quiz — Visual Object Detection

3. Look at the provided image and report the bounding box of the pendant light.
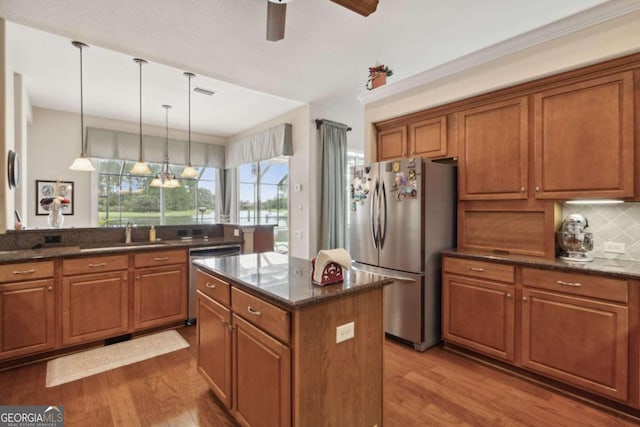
[130,58,152,175]
[69,41,95,171]
[150,105,180,188]
[181,71,199,179]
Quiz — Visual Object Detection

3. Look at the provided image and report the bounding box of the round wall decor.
[7,150,19,189]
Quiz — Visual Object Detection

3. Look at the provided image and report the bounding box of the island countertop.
[193,251,393,310]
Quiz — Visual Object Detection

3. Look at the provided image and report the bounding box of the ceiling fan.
[266,0,379,42]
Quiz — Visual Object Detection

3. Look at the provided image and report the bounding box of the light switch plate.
[336,322,355,343]
[604,241,625,254]
[234,229,240,237]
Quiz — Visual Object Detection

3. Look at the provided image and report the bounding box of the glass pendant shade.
[149,177,163,187]
[130,161,152,175]
[181,165,199,179]
[69,41,95,172]
[130,58,151,175]
[69,156,95,171]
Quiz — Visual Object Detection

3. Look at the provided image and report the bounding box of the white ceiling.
[0,0,612,137]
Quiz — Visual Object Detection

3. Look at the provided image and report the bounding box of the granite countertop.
[0,237,243,264]
[443,249,640,280]
[193,252,393,310]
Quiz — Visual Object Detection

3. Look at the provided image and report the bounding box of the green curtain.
[319,121,348,249]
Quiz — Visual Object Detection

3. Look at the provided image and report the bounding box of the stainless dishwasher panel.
[188,244,241,324]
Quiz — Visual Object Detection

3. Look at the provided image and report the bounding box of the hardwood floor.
[0,326,637,426]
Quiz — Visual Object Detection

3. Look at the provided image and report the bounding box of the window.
[97,159,216,226]
[238,156,289,253]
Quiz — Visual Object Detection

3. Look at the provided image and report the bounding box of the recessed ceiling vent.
[193,87,216,96]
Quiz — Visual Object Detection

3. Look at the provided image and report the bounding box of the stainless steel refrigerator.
[350,159,456,351]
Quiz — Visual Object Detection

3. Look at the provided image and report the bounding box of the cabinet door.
[233,314,291,427]
[442,274,515,361]
[197,292,232,408]
[409,116,447,159]
[533,72,634,199]
[521,289,628,401]
[458,97,528,200]
[134,265,187,330]
[0,279,55,359]
[62,272,129,345]
[377,126,407,160]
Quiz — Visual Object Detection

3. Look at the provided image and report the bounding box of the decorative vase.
[48,205,64,228]
[371,72,387,89]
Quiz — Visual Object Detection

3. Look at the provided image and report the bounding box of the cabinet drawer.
[63,255,128,276]
[522,268,628,303]
[0,261,54,283]
[134,249,187,267]
[231,287,290,344]
[443,257,515,283]
[197,270,230,307]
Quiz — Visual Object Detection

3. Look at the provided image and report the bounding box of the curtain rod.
[315,119,352,131]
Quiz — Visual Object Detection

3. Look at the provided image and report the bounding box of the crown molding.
[358,0,640,106]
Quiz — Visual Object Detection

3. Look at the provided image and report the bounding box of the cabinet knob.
[154,257,169,261]
[468,267,485,272]
[506,293,512,299]
[522,296,528,302]
[136,275,140,280]
[520,187,525,193]
[88,262,107,268]
[206,282,216,289]
[13,269,35,275]
[47,286,53,291]
[535,186,540,192]
[123,276,127,281]
[221,320,228,326]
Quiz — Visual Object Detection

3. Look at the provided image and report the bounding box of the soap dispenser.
[149,225,156,242]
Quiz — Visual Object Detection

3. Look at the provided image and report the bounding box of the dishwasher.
[187,244,241,325]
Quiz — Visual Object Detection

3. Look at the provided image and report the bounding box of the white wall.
[0,19,16,232]
[363,10,640,159]
[26,106,226,229]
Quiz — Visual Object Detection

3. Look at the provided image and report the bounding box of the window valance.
[85,127,225,169]
[225,123,292,169]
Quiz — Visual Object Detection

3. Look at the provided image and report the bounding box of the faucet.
[125,221,133,243]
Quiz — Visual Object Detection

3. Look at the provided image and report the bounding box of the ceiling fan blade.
[329,0,379,17]
[266,1,287,42]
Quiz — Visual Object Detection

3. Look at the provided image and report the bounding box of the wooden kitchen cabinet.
[233,314,291,427]
[197,292,232,408]
[458,97,529,200]
[61,255,129,345]
[0,271,55,359]
[377,125,407,160]
[533,71,634,199]
[521,268,629,401]
[442,258,515,361]
[408,116,448,159]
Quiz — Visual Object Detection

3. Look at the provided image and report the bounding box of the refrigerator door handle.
[380,181,388,248]
[370,179,379,248]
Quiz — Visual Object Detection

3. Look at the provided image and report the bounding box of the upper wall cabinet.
[458,97,529,200]
[377,115,450,161]
[533,72,634,199]
[409,116,448,159]
[377,126,408,160]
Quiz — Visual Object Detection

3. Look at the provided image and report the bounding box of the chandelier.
[150,105,180,188]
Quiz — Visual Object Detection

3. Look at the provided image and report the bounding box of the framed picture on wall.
[36,180,74,216]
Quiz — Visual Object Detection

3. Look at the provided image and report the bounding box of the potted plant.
[366,64,393,90]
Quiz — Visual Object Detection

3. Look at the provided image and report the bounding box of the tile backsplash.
[562,203,640,261]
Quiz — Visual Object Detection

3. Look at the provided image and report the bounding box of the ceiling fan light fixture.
[69,41,95,172]
[130,58,151,175]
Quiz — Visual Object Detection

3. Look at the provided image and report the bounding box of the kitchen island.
[193,252,392,427]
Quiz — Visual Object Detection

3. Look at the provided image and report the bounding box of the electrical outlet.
[294,184,302,192]
[604,241,626,254]
[336,321,355,343]
[233,229,240,237]
[294,230,303,239]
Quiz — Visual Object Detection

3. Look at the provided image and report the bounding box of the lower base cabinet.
[62,271,129,345]
[442,255,631,405]
[134,265,187,329]
[233,314,290,427]
[521,288,628,401]
[0,279,55,358]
